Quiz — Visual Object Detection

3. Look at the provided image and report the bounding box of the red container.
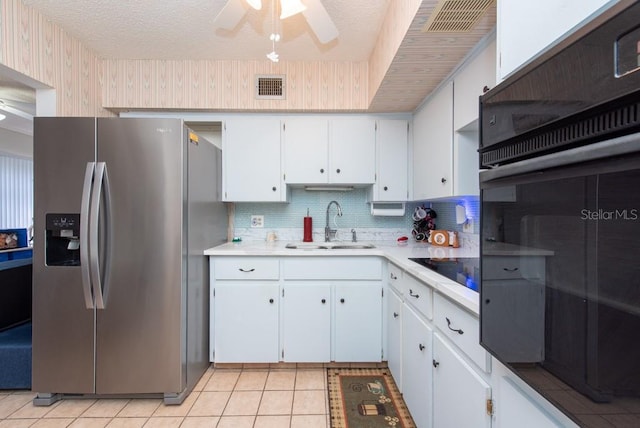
[303,216,313,242]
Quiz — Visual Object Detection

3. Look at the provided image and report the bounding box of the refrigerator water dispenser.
[45,213,80,266]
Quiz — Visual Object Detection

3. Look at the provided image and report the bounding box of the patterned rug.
[327,368,416,428]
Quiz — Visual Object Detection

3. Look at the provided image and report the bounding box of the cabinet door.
[283,118,329,184]
[453,39,496,130]
[413,82,454,200]
[374,119,408,201]
[282,283,331,362]
[498,0,610,80]
[334,282,382,362]
[402,305,433,428]
[433,333,492,428]
[329,119,376,184]
[386,288,403,390]
[213,282,280,362]
[223,118,283,201]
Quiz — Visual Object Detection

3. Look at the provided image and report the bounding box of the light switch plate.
[251,215,264,228]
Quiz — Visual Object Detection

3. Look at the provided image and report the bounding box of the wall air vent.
[255,75,286,100]
[422,0,494,33]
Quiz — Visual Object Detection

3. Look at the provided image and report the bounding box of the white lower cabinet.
[212,256,383,364]
[282,282,331,362]
[433,333,492,428]
[213,282,280,363]
[386,287,403,390]
[401,304,433,428]
[334,282,383,362]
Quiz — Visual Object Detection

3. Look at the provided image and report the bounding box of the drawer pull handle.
[393,312,399,318]
[419,344,425,351]
[269,298,274,304]
[503,267,519,272]
[409,289,420,299]
[390,273,398,280]
[433,359,440,368]
[239,268,255,273]
[446,317,464,335]
[321,298,326,304]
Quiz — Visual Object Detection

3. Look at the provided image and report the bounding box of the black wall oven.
[479,1,640,426]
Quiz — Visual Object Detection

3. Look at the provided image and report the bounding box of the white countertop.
[205,240,481,315]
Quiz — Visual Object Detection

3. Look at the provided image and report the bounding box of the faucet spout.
[325,200,343,242]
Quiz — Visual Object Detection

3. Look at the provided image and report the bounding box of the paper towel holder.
[370,202,405,216]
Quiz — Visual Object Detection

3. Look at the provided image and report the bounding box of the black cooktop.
[408,257,479,292]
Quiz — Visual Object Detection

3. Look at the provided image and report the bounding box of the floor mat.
[327,368,416,428]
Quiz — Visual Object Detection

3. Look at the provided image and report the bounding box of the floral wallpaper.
[0,0,417,114]
[0,0,110,117]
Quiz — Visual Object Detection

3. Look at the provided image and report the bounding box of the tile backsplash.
[232,187,479,243]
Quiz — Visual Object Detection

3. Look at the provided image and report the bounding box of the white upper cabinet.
[372,119,409,201]
[329,118,376,184]
[498,0,612,80]
[413,81,454,200]
[283,118,329,184]
[223,118,285,202]
[283,117,375,185]
[453,39,496,131]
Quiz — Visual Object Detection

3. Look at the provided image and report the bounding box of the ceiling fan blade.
[213,0,247,30]
[302,0,339,44]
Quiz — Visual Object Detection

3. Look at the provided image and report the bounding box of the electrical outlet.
[251,215,264,228]
[462,221,474,234]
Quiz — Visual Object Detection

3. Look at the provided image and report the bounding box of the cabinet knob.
[269,298,274,304]
[409,289,420,299]
[340,298,345,304]
[320,168,325,173]
[383,186,388,191]
[441,177,447,184]
[272,186,277,192]
[390,273,397,280]
[336,168,341,174]
[419,344,425,351]
[321,298,326,304]
[433,359,440,368]
[393,312,399,319]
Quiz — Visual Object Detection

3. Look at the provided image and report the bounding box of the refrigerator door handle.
[80,162,96,309]
[90,162,112,309]
[101,163,113,308]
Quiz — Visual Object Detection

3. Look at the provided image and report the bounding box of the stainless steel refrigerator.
[32,117,227,405]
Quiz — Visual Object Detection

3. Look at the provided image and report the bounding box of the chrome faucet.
[325,200,343,242]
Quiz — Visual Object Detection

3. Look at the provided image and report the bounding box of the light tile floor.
[0,365,332,428]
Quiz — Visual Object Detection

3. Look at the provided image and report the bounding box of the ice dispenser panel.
[45,213,80,266]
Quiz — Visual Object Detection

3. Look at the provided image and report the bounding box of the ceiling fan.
[214,0,339,44]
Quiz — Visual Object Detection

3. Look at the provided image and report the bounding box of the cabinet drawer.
[402,273,433,320]
[434,293,490,373]
[388,263,403,292]
[213,257,280,280]
[283,257,382,280]
[483,256,545,280]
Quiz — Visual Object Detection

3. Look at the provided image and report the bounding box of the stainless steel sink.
[285,243,375,250]
[285,243,329,250]
[329,244,376,249]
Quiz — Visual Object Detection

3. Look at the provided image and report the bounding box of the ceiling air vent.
[255,75,286,100]
[422,0,494,33]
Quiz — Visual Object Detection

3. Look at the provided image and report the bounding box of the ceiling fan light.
[266,51,279,62]
[246,0,262,10]
[280,0,306,19]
